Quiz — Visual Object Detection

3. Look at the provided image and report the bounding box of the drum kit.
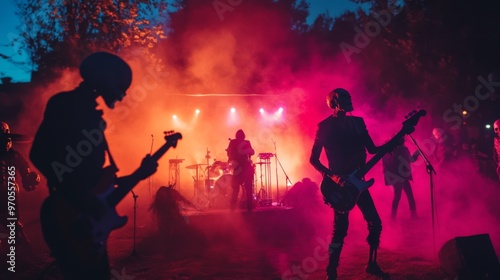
[183,149,235,209]
[180,149,276,210]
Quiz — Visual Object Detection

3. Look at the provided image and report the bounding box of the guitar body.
[40,169,127,265]
[319,110,426,212]
[321,172,375,212]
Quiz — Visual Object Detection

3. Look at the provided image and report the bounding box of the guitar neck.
[107,142,175,207]
[355,130,406,179]
[353,109,425,179]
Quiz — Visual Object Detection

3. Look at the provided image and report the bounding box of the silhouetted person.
[226,129,255,212]
[150,185,196,237]
[382,137,419,219]
[494,119,500,182]
[431,127,456,169]
[149,185,205,256]
[30,52,158,280]
[281,178,323,210]
[0,122,40,260]
[310,88,389,279]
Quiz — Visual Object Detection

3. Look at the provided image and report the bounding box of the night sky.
[0,0,366,83]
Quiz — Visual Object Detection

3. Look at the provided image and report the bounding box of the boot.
[326,243,342,280]
[366,262,389,277]
[365,247,389,278]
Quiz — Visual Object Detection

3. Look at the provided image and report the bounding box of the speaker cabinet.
[439,234,500,279]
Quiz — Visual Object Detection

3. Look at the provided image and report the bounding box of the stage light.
[230,107,236,113]
[259,108,265,114]
[173,115,177,119]
[195,109,200,115]
[486,124,491,129]
[462,110,468,116]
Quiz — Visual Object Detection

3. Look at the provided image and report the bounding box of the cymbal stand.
[205,148,216,207]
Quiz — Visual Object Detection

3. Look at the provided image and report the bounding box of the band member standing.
[0,122,40,257]
[310,88,389,279]
[226,129,255,212]
[382,137,419,219]
[30,52,158,279]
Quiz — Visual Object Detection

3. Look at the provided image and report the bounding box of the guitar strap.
[103,137,119,173]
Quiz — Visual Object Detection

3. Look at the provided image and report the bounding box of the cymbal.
[254,161,269,165]
[185,163,207,169]
[169,159,185,163]
[1,133,33,143]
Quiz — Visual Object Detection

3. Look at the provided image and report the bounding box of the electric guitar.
[40,131,182,265]
[321,110,426,212]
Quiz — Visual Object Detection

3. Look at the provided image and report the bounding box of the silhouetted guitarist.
[30,52,158,279]
[310,88,389,280]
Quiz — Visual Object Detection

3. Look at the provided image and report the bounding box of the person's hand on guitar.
[135,154,159,180]
[332,174,347,187]
[327,173,347,187]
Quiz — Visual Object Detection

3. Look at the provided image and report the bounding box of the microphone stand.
[272,139,293,206]
[149,134,154,200]
[130,134,154,257]
[130,190,139,257]
[408,134,438,253]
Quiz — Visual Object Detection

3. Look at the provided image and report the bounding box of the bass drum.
[214,174,233,208]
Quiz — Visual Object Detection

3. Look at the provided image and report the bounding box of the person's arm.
[246,140,255,157]
[358,118,381,154]
[410,149,420,162]
[309,125,331,178]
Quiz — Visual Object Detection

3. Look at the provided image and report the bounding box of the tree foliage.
[339,0,500,120]
[16,0,169,80]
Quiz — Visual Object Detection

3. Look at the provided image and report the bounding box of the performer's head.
[432,128,444,140]
[80,52,132,109]
[235,129,245,140]
[0,121,12,153]
[494,119,500,138]
[327,88,353,116]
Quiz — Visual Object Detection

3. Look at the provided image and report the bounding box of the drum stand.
[169,158,184,190]
[257,153,274,206]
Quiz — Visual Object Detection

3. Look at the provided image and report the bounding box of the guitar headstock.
[164,131,183,147]
[401,109,426,135]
